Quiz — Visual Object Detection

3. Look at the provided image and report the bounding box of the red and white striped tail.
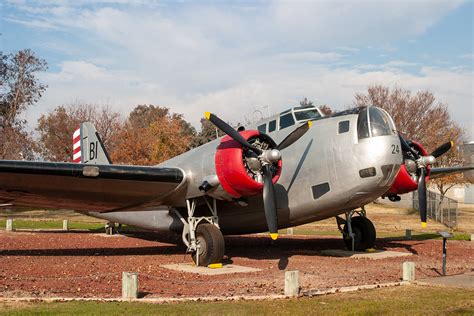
[72,127,81,163]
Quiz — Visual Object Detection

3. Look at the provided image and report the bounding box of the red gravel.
[0,231,472,298]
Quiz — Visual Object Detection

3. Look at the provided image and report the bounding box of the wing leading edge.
[0,161,186,212]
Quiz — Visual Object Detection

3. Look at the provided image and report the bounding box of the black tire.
[191,223,225,267]
[343,216,376,251]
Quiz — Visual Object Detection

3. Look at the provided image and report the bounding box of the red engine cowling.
[388,140,430,195]
[215,130,282,198]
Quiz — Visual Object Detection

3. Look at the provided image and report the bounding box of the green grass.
[0,219,105,231]
[0,285,472,316]
[3,219,469,241]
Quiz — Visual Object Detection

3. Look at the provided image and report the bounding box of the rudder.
[72,122,112,164]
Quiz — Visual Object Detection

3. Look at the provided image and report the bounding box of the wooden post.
[405,229,412,240]
[284,270,299,296]
[287,227,294,235]
[402,261,415,282]
[6,219,13,231]
[122,272,138,299]
[62,219,69,231]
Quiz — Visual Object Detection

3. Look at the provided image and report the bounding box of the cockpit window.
[357,106,396,140]
[294,109,321,121]
[369,107,393,137]
[357,107,370,139]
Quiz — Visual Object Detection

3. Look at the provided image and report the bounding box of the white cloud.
[6,1,471,141]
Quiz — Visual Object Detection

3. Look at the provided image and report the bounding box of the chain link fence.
[413,191,458,228]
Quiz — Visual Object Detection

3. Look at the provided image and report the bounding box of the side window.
[338,120,350,134]
[357,107,369,139]
[279,113,295,130]
[257,124,266,133]
[268,120,277,132]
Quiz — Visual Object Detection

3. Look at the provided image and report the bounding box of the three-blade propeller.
[205,112,312,240]
[399,134,454,227]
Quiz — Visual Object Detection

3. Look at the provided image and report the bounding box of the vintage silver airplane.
[0,105,471,266]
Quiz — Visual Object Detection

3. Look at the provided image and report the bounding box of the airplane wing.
[0,160,186,212]
[429,166,474,180]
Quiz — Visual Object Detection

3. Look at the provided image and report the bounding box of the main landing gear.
[173,197,225,267]
[336,207,376,251]
[105,222,121,235]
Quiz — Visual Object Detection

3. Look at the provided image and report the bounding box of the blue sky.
[1,0,473,138]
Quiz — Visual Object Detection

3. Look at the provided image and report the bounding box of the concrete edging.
[0,281,410,304]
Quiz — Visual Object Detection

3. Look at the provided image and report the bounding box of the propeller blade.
[399,134,419,158]
[205,112,262,155]
[418,167,427,228]
[277,121,313,151]
[262,164,278,240]
[430,141,454,158]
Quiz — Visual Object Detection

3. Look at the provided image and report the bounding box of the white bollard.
[284,270,299,296]
[402,261,416,282]
[405,229,412,240]
[470,234,474,242]
[122,272,138,299]
[6,219,13,231]
[287,227,294,235]
[63,219,69,231]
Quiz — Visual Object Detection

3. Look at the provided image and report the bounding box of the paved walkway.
[419,271,474,289]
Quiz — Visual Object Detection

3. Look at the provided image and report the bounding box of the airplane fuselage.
[91,106,403,235]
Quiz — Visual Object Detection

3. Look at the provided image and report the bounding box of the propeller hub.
[404,159,417,173]
[262,149,282,164]
[417,156,436,168]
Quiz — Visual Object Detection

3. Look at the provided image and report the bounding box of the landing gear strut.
[173,197,225,266]
[336,207,376,251]
[105,222,121,235]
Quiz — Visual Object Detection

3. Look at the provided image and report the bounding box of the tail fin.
[72,122,112,165]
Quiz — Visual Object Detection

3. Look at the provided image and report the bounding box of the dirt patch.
[0,231,472,299]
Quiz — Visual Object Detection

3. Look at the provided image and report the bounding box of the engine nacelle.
[388,140,430,195]
[215,130,282,198]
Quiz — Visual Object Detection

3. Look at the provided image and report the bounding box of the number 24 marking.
[391,144,400,154]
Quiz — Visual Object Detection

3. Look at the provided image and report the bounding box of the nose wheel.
[337,208,376,251]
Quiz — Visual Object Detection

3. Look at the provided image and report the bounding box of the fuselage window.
[257,124,266,133]
[268,120,277,132]
[338,120,350,134]
[279,113,295,130]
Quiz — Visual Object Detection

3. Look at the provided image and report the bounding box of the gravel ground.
[0,231,472,299]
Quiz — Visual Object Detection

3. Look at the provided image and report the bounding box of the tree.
[37,103,122,162]
[354,85,465,197]
[191,117,223,147]
[0,49,47,159]
[111,105,194,165]
[0,49,47,128]
[318,105,332,116]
